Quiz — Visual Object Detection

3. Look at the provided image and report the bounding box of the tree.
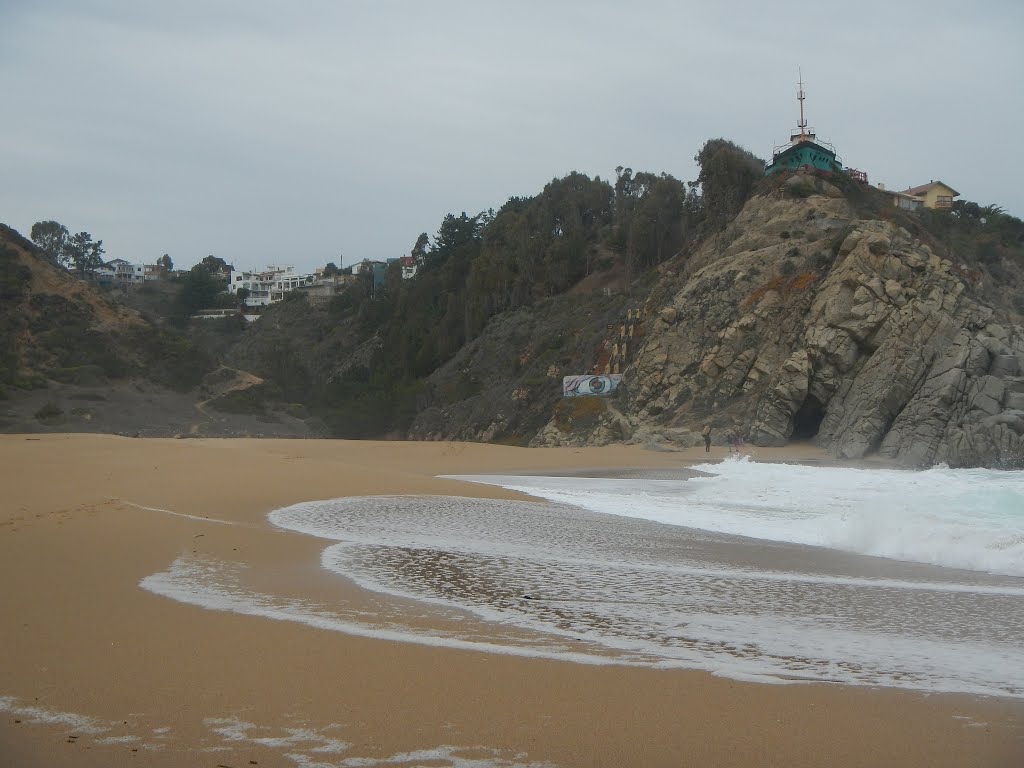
[30,221,70,266]
[236,287,251,308]
[694,139,765,231]
[66,231,104,275]
[411,232,429,262]
[175,265,226,322]
[323,262,339,277]
[199,255,228,276]
[156,254,173,275]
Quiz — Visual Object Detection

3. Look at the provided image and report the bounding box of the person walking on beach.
[702,424,711,452]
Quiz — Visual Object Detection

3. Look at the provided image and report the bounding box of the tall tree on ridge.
[66,231,105,276]
[30,220,71,266]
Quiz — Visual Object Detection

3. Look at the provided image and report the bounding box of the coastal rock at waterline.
[540,183,1024,468]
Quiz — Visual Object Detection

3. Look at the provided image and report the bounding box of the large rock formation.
[534,177,1024,467]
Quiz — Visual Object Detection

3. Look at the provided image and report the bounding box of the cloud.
[2,1,1021,271]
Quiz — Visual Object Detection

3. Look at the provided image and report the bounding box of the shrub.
[831,224,856,257]
[69,392,108,401]
[553,397,607,433]
[207,386,267,415]
[285,403,308,419]
[34,402,64,421]
[780,260,796,277]
[789,181,814,198]
[49,365,107,386]
[976,240,1000,264]
[812,251,833,271]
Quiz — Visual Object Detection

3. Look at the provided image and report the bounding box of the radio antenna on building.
[797,68,807,139]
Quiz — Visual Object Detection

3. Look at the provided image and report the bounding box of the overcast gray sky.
[2,1,1021,273]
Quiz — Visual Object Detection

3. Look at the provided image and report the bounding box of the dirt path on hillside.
[188,366,264,436]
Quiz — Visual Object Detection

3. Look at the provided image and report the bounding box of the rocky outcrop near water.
[533,177,1024,468]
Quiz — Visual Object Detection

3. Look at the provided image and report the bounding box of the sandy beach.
[1,434,1021,767]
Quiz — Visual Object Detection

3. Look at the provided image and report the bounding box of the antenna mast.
[797,68,807,139]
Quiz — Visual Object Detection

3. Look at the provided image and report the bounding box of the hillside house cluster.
[227,264,369,308]
[228,265,319,307]
[351,256,418,286]
[94,258,163,285]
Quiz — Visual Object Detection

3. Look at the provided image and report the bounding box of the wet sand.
[0,434,1021,767]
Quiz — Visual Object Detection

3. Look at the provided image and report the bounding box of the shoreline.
[1,434,1021,767]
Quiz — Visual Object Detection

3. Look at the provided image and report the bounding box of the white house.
[106,258,146,284]
[228,265,317,307]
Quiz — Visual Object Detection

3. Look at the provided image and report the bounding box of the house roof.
[878,188,921,201]
[902,180,959,197]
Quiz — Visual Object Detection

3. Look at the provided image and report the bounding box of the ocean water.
[142,458,1024,699]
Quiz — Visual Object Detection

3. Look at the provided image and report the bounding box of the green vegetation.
[16,135,1020,443]
[694,139,766,231]
[206,384,270,415]
[30,220,105,275]
[173,264,230,323]
[233,140,771,438]
[50,365,108,386]
[132,327,214,392]
[34,402,64,422]
[0,238,32,386]
[920,201,1024,265]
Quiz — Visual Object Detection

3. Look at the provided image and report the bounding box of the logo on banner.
[562,375,622,397]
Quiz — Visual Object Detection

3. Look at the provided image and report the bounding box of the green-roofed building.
[764,74,842,177]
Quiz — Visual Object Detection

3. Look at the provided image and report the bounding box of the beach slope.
[1,434,1020,767]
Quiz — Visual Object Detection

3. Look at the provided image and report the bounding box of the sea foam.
[449,458,1024,576]
[139,461,1024,698]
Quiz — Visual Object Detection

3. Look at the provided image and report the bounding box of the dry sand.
[0,434,1021,767]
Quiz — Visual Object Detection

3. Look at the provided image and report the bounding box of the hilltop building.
[901,181,959,209]
[876,180,960,211]
[764,74,843,177]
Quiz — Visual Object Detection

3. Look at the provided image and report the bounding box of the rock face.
[535,179,1024,467]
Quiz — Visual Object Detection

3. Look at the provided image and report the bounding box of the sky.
[2,1,1022,274]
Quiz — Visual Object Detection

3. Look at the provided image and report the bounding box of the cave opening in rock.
[791,396,826,440]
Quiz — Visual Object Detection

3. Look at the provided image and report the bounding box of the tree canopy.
[175,265,226,322]
[30,221,70,265]
[66,231,104,275]
[693,139,765,231]
[30,220,105,274]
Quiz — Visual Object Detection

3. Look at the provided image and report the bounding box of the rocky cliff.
[532,176,1024,468]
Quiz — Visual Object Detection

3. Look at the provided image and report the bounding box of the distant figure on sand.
[702,424,711,452]
[729,423,745,454]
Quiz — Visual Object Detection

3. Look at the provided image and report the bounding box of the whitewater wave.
[450,459,1024,576]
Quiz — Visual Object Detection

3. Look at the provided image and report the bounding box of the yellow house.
[901,180,959,209]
